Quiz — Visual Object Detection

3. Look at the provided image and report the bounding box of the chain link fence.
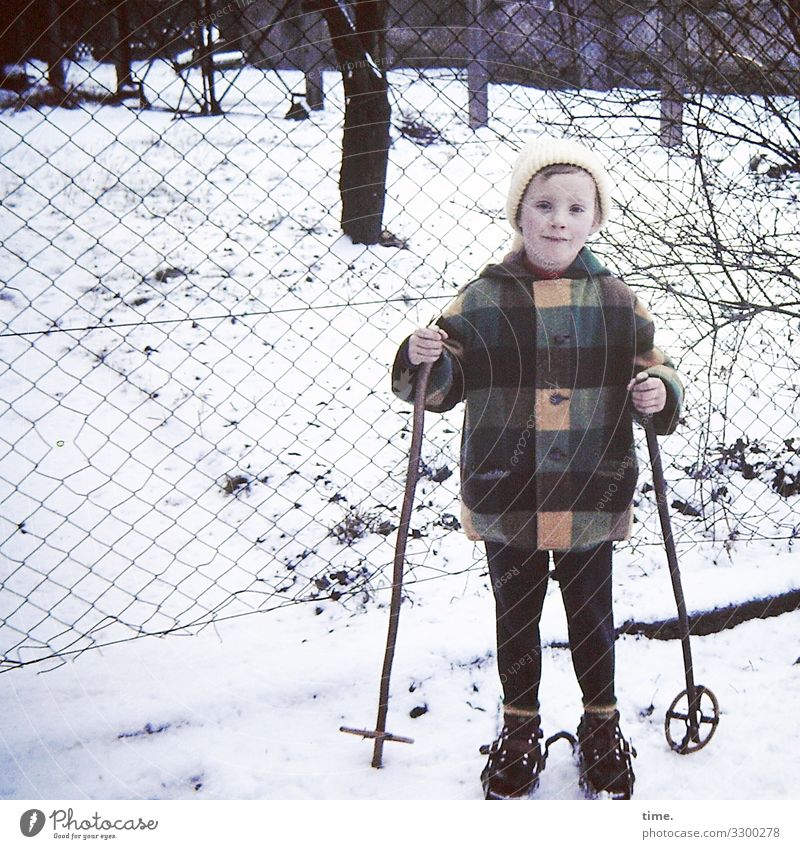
[1,1,799,672]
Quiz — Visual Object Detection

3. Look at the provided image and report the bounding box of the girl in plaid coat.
[391,137,683,799]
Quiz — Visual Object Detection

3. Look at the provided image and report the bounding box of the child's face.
[518,170,601,275]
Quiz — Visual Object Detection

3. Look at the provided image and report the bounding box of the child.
[390,137,683,799]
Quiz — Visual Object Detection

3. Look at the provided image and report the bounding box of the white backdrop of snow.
[1,63,799,800]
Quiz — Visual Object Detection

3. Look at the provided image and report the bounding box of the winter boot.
[576,706,636,799]
[480,705,544,799]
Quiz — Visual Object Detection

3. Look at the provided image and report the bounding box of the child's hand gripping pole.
[340,361,433,767]
[633,371,720,754]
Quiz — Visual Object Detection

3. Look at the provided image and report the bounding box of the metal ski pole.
[634,372,720,754]
[340,361,433,767]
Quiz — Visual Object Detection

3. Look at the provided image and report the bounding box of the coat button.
[550,448,564,460]
[550,392,569,405]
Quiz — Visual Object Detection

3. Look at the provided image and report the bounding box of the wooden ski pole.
[634,371,720,753]
[341,361,432,767]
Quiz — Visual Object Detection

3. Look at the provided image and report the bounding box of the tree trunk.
[355,0,387,67]
[303,1,391,245]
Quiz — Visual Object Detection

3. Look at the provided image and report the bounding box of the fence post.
[660,0,684,148]
[304,11,326,110]
[111,0,134,96]
[467,0,489,129]
[574,0,609,90]
[198,0,222,115]
[46,0,67,89]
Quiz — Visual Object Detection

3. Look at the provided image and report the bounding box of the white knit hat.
[505,137,614,251]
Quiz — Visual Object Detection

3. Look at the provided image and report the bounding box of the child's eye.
[535,201,551,210]
[570,205,586,214]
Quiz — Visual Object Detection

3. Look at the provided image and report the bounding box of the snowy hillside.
[1,62,799,802]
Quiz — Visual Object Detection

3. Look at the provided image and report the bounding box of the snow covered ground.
[1,537,799,801]
[1,62,799,807]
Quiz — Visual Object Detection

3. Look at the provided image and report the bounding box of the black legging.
[484,539,616,711]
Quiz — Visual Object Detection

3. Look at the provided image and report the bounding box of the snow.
[1,561,799,801]
[1,63,799,811]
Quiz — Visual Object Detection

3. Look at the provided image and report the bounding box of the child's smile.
[517,170,601,276]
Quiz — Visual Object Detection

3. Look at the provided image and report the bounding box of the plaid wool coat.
[391,247,684,551]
